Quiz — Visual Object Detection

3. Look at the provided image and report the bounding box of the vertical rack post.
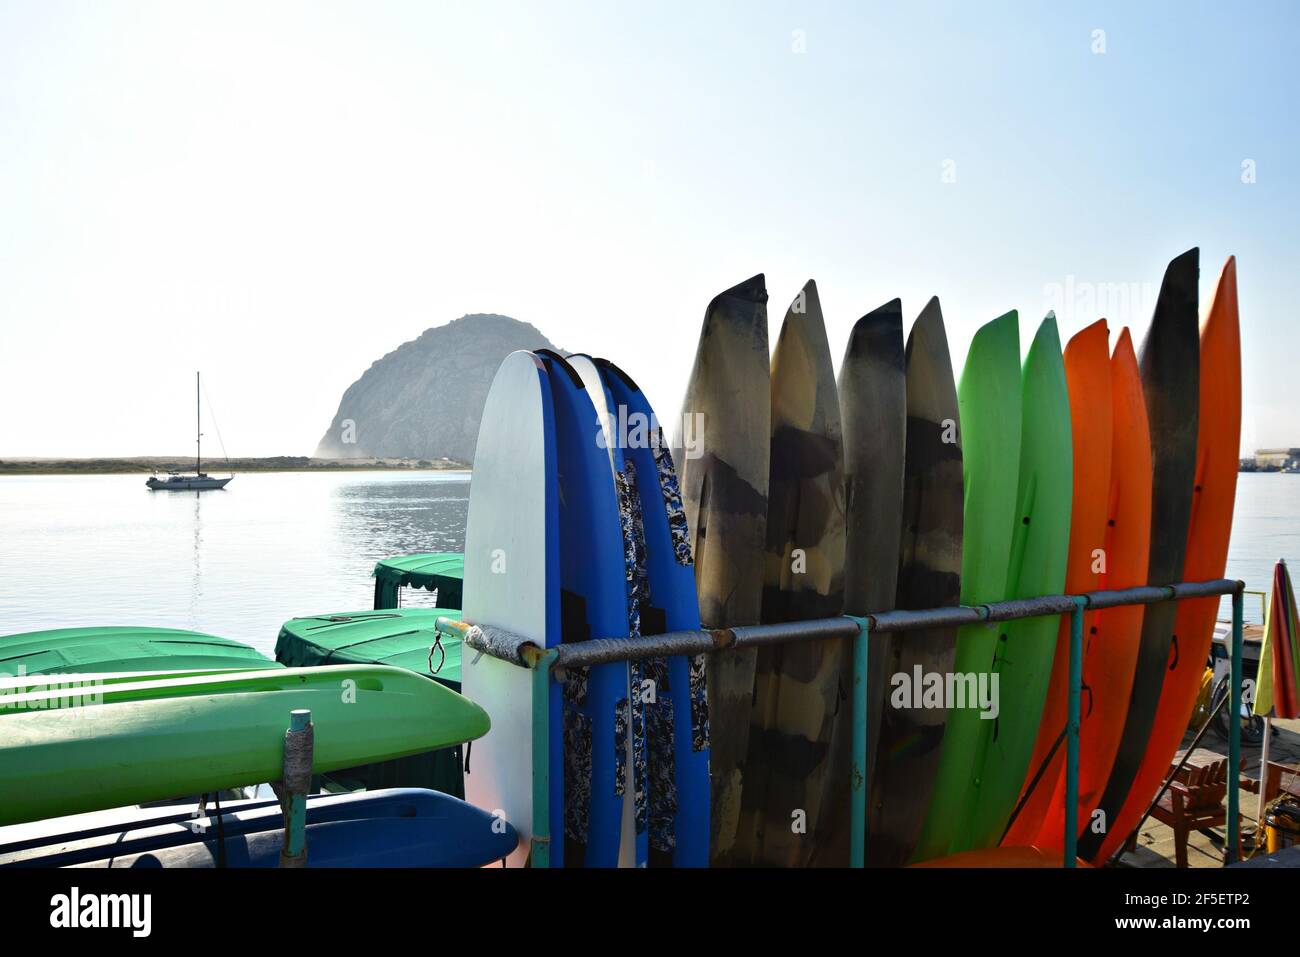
[1227,586,1244,864]
[1064,597,1086,868]
[530,647,558,869]
[849,616,870,869]
[280,708,313,868]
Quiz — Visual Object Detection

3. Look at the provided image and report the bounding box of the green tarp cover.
[0,625,278,676]
[372,553,464,609]
[275,609,461,688]
[275,608,465,797]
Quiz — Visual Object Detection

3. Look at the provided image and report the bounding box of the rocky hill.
[315,314,560,464]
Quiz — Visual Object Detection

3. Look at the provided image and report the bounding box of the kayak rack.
[438,577,1246,869]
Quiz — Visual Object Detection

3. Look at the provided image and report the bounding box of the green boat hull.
[0,665,489,826]
[912,311,1022,861]
[275,608,466,797]
[956,314,1073,850]
[0,625,277,675]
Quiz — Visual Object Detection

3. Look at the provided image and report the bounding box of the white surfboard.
[462,350,557,867]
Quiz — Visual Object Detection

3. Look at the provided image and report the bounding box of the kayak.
[1079,248,1201,861]
[838,299,906,866]
[911,846,1089,868]
[1030,327,1153,848]
[1003,318,1112,845]
[275,609,463,689]
[957,313,1072,850]
[0,625,278,675]
[0,788,517,868]
[274,607,467,797]
[870,297,963,866]
[673,274,771,865]
[1091,253,1239,863]
[914,310,1021,862]
[745,279,847,867]
[0,665,490,826]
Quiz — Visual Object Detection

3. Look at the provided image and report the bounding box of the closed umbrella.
[1251,559,1300,829]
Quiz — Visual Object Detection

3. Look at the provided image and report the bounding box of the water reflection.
[0,471,473,656]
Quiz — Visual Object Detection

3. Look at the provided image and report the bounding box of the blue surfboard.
[567,355,711,867]
[536,351,642,867]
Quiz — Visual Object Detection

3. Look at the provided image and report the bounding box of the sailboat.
[146,373,234,491]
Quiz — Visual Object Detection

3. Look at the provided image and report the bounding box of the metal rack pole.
[1227,587,1244,864]
[1064,596,1086,867]
[849,616,870,868]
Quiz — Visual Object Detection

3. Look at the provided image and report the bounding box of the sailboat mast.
[196,371,201,474]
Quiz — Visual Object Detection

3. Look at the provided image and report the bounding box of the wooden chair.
[1148,757,1230,868]
[1242,760,1300,804]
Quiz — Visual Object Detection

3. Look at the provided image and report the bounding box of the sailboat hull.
[146,475,232,491]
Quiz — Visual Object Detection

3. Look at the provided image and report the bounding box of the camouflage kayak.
[673,274,771,865]
[866,297,963,866]
[837,299,906,866]
[741,279,847,866]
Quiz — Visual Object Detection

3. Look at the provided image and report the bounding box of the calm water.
[0,471,470,658]
[0,471,1295,656]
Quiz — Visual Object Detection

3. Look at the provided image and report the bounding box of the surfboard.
[1079,248,1200,861]
[673,274,770,865]
[740,279,846,867]
[462,350,560,868]
[1032,327,1152,849]
[556,353,642,868]
[572,355,712,867]
[913,310,1021,862]
[959,313,1072,851]
[866,296,963,867]
[1003,319,1111,846]
[836,299,906,866]
[537,350,641,868]
[1091,253,1237,864]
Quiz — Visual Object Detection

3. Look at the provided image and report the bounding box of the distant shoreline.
[0,456,470,475]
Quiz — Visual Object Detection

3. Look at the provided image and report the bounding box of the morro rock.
[314,314,560,464]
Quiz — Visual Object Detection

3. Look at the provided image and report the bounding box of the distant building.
[1254,448,1300,470]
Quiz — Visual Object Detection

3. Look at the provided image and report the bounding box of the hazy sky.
[1,1,1294,457]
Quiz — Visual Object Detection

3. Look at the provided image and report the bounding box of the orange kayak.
[913,845,1090,868]
[1004,319,1113,846]
[1035,328,1153,848]
[1091,256,1241,863]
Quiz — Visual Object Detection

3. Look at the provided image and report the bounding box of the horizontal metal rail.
[440,578,1237,669]
[436,577,1245,870]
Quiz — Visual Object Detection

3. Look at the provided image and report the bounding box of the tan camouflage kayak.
[673,274,771,865]
[740,279,847,866]
[836,299,907,866]
[866,297,963,866]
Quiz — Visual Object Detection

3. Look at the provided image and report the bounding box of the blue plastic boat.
[0,788,517,868]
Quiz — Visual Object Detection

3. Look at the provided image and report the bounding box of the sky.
[0,0,1295,457]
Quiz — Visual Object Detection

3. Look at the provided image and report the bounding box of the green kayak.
[275,609,461,688]
[0,665,489,826]
[275,608,466,797]
[956,313,1073,850]
[0,625,278,675]
[912,311,1022,861]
